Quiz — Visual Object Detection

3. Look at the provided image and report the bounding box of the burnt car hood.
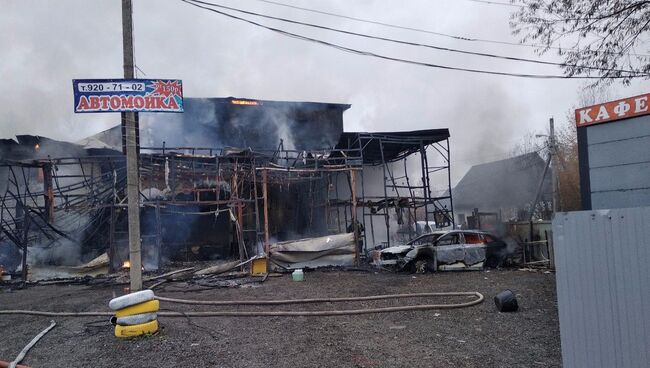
[379,245,414,254]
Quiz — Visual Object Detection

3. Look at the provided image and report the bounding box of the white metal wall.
[553,208,650,368]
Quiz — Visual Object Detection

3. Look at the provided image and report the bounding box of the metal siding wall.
[590,162,650,191]
[587,114,650,144]
[588,135,650,168]
[553,208,650,368]
[586,115,650,209]
[592,189,650,210]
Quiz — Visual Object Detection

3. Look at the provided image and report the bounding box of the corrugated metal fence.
[553,207,650,368]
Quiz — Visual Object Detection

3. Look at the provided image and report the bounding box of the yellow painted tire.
[114,319,159,338]
[115,300,160,317]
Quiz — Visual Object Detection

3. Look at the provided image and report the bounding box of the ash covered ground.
[0,269,560,368]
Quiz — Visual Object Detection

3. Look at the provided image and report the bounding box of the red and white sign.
[575,93,649,127]
[73,79,183,113]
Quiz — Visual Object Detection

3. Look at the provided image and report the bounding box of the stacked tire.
[109,290,160,338]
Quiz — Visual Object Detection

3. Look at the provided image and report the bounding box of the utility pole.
[122,0,142,291]
[549,118,558,214]
[527,119,556,261]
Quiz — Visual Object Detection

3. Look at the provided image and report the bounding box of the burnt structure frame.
[0,156,125,279]
[344,131,454,250]
[0,130,454,275]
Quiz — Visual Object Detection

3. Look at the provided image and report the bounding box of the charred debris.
[0,97,455,280]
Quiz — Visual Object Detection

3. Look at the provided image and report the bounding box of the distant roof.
[335,129,450,164]
[453,152,551,211]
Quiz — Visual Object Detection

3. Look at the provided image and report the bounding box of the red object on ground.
[0,360,31,368]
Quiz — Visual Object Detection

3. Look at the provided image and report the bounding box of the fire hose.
[5,320,56,368]
[0,292,484,317]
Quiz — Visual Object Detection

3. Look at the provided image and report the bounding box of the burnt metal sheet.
[380,245,412,254]
[269,233,355,270]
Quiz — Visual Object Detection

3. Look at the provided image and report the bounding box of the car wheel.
[411,258,435,274]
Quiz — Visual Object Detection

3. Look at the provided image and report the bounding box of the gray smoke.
[2,0,646,171]
[29,212,92,266]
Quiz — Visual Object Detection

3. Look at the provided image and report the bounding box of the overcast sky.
[0,0,647,183]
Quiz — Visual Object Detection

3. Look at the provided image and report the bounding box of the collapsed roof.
[0,135,88,163]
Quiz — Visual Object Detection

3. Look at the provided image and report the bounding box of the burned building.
[0,97,454,277]
[452,152,552,227]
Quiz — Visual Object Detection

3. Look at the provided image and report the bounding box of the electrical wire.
[186,0,643,75]
[242,0,648,57]
[181,0,644,79]
[462,0,522,7]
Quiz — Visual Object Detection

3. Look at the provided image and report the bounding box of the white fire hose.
[0,291,483,318]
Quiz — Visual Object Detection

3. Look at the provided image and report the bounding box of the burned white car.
[371,230,507,272]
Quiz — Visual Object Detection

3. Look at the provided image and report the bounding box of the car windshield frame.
[407,233,443,246]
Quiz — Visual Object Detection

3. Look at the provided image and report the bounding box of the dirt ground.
[0,269,561,368]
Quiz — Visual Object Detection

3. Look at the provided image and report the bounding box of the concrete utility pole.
[549,118,559,213]
[527,119,556,260]
[122,0,142,291]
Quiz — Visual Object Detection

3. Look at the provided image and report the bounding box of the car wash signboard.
[73,79,183,113]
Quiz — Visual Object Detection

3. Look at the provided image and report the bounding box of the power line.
[461,0,522,7]
[180,0,638,79]
[241,0,649,57]
[247,0,477,42]
[184,0,646,77]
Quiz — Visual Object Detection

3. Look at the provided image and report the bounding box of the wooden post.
[21,213,29,281]
[108,205,116,273]
[350,170,359,265]
[233,169,245,263]
[155,202,162,270]
[262,169,270,253]
[43,164,54,223]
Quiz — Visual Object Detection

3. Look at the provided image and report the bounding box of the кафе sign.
[575,93,649,127]
[575,92,650,211]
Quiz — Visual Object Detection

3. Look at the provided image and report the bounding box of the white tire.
[109,290,155,311]
[116,312,157,326]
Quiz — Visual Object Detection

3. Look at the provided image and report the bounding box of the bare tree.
[509,131,546,158]
[553,83,612,211]
[510,1,650,84]
[554,118,581,211]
